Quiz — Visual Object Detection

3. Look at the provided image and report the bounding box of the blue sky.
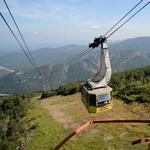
[0,0,150,51]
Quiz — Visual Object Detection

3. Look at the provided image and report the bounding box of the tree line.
[42,66,150,104]
[111,66,150,103]
[0,94,32,150]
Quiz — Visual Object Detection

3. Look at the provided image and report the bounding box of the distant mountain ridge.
[0,44,87,70]
[0,36,150,93]
[0,36,150,70]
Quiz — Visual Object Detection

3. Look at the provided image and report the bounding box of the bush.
[56,82,81,96]
[111,66,150,104]
[40,91,55,99]
[0,94,30,149]
[136,94,150,103]
[30,123,39,130]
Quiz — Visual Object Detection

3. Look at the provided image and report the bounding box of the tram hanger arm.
[89,36,107,49]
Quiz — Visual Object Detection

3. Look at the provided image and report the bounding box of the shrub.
[111,66,150,104]
[0,94,30,149]
[56,82,81,96]
[40,91,55,99]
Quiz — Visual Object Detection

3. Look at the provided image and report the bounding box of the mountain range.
[0,36,150,93]
[0,45,87,70]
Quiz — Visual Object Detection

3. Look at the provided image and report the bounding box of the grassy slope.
[25,94,150,150]
[24,97,65,150]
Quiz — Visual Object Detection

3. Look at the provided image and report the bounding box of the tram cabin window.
[97,94,109,105]
[81,87,88,103]
[89,94,96,106]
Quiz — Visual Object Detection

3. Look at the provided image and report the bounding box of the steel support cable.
[70,48,93,64]
[3,0,38,68]
[68,1,149,64]
[0,12,41,75]
[104,0,144,36]
[67,0,145,64]
[68,48,93,64]
[68,47,90,63]
[106,1,150,39]
[71,48,94,64]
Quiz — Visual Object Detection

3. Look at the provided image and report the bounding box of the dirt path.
[40,94,150,130]
[41,100,80,129]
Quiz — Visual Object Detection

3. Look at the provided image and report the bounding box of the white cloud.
[89,25,100,30]
[1,0,83,22]
[31,31,40,34]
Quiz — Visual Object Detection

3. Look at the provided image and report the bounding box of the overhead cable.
[69,48,94,64]
[106,1,150,38]
[68,48,91,64]
[69,1,150,64]
[3,0,38,67]
[0,12,41,76]
[104,0,144,36]
[0,13,35,67]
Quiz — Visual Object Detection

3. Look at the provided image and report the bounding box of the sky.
[0,0,150,51]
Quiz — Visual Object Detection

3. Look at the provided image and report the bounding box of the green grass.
[62,123,149,150]
[25,94,150,150]
[24,100,65,150]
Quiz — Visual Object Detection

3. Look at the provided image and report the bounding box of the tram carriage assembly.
[81,36,113,113]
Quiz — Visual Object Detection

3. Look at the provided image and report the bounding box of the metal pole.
[53,120,150,150]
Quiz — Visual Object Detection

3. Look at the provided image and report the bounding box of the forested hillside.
[0,94,33,150]
[45,66,150,104]
[0,37,150,70]
[111,66,150,103]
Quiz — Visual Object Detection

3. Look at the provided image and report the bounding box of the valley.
[0,37,150,93]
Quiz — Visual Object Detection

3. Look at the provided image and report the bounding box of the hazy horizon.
[0,0,150,52]
[0,36,150,54]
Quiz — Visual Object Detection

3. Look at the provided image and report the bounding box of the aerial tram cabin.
[81,36,113,113]
[81,84,112,113]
